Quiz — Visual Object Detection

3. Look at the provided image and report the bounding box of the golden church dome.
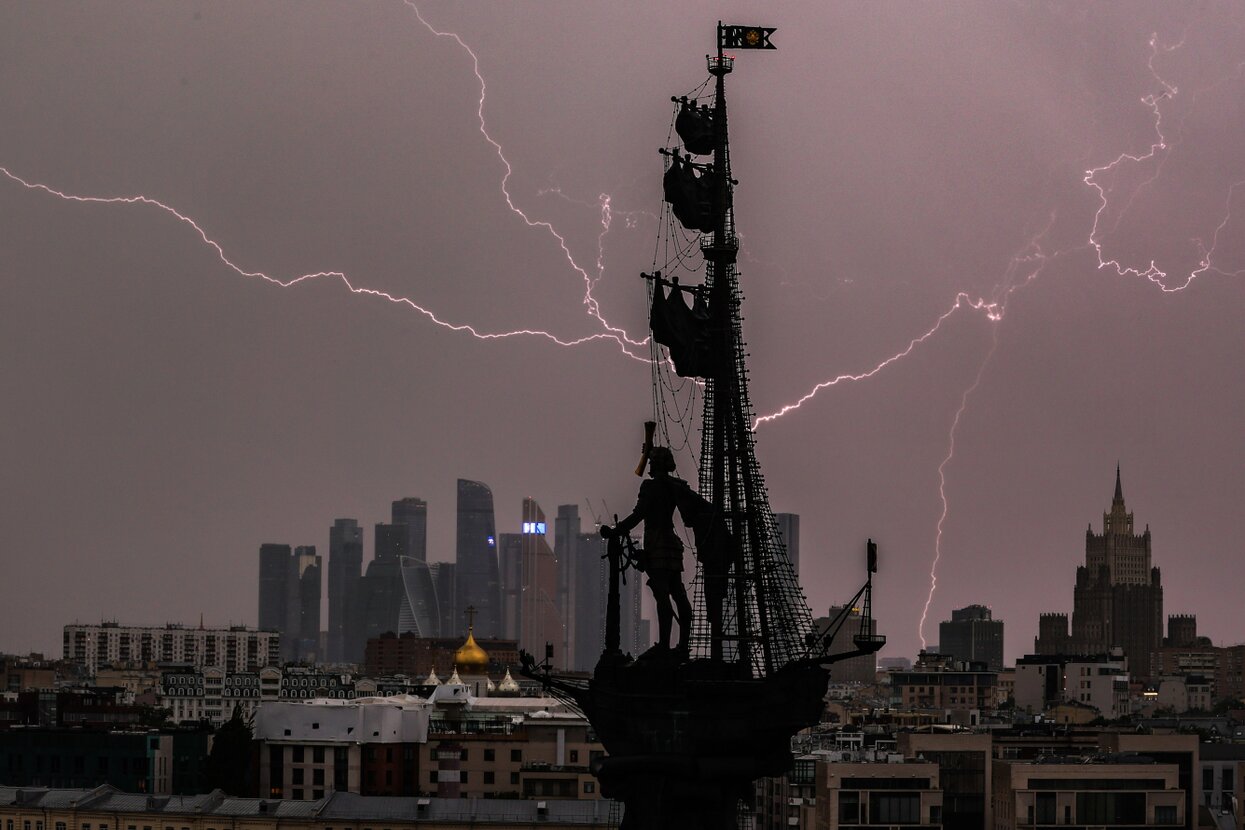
[454,628,489,673]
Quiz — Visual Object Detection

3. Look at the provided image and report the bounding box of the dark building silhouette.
[939,605,1004,671]
[327,518,363,663]
[497,500,562,664]
[519,500,562,663]
[288,545,322,662]
[1165,614,1198,647]
[773,512,800,578]
[454,479,502,638]
[554,504,642,671]
[1035,467,1165,679]
[258,543,293,636]
[498,532,523,641]
[430,561,457,641]
[815,605,879,683]
[259,543,321,663]
[357,524,406,648]
[388,498,438,638]
[554,505,580,663]
[391,497,428,562]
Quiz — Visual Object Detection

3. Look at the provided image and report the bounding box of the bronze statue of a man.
[601,446,695,655]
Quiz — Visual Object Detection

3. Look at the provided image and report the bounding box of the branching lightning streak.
[753,227,1054,431]
[0,165,645,356]
[917,327,1000,649]
[3,3,663,362]
[402,2,649,352]
[1084,32,1245,290]
[536,185,660,286]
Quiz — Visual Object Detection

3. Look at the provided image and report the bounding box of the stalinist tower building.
[1035,467,1163,678]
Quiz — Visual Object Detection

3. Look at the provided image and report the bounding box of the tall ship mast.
[523,24,885,830]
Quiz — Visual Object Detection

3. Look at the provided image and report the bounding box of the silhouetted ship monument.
[521,23,885,829]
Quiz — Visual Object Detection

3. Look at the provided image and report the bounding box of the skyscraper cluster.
[258,481,671,669]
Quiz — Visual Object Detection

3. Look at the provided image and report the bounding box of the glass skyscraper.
[455,479,502,638]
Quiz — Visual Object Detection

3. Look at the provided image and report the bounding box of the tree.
[205,706,255,796]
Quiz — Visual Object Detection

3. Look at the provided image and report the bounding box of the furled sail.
[663,154,716,234]
[649,279,714,378]
[675,99,715,155]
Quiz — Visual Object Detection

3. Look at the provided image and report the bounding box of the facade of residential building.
[898,732,992,830]
[1013,652,1129,719]
[1200,744,1245,830]
[0,787,617,830]
[253,693,604,801]
[814,758,944,830]
[890,653,997,717]
[62,624,279,676]
[992,758,1184,830]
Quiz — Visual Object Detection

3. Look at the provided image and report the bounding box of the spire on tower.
[1114,463,1124,504]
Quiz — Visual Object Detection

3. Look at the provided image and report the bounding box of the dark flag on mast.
[718,25,776,50]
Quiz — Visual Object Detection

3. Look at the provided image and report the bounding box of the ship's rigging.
[521,24,885,829]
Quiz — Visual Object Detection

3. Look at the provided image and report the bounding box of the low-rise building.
[814,756,944,830]
[1014,653,1129,719]
[992,756,1184,830]
[0,786,616,830]
[252,687,603,801]
[1200,743,1245,830]
[890,653,997,720]
[0,730,211,794]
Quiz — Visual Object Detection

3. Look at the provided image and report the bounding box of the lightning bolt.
[3,3,662,364]
[746,19,1245,650]
[536,185,661,287]
[753,225,1054,431]
[402,2,649,352]
[918,327,1000,650]
[0,165,646,357]
[1084,30,1245,291]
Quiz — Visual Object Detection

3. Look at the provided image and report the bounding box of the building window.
[839,792,859,824]
[430,771,437,783]
[484,749,495,762]
[511,749,522,762]
[1156,805,1178,825]
[313,746,325,763]
[870,793,919,825]
[293,746,305,763]
[1036,793,1056,825]
[584,781,595,794]
[484,771,494,785]
[314,768,325,785]
[293,789,304,800]
[293,768,305,785]
[511,772,520,785]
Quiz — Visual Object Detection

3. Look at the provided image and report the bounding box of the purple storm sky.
[2,2,1243,664]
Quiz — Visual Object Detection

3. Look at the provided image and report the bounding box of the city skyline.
[3,3,1245,663]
